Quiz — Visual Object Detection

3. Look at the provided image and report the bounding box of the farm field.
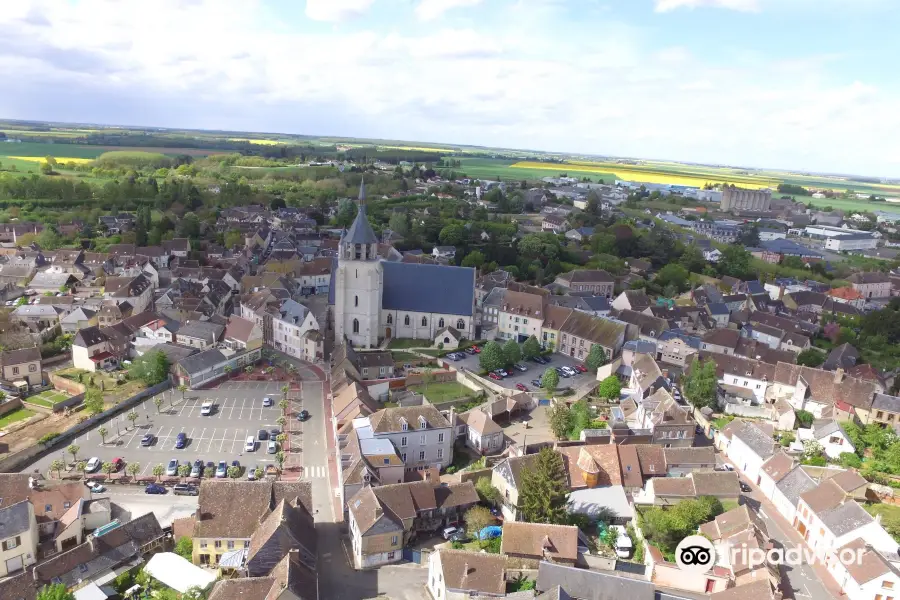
[512,160,778,188]
[456,157,616,182]
[9,156,94,165]
[0,141,221,160]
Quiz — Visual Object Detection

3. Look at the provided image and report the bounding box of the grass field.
[0,141,219,160]
[27,390,71,408]
[0,408,36,429]
[408,381,473,403]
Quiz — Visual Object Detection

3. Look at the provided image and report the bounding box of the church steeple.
[341,177,379,259]
[358,178,367,207]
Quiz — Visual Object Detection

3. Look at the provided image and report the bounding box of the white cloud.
[305,0,374,22]
[415,0,482,21]
[654,0,760,12]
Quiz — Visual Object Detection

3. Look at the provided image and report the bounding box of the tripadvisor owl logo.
[675,535,716,572]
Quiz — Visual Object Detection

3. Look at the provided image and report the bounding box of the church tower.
[334,179,383,349]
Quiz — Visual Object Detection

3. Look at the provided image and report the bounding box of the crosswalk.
[304,465,328,479]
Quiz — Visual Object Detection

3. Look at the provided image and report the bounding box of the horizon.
[2,0,898,177]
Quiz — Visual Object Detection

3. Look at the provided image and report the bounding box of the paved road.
[88,486,200,528]
[446,351,592,393]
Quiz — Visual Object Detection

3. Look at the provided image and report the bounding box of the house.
[629,355,669,400]
[347,480,477,568]
[657,331,700,368]
[434,326,463,350]
[798,419,854,459]
[59,307,98,334]
[867,393,900,427]
[553,269,614,297]
[72,326,118,372]
[500,522,578,566]
[633,388,695,447]
[176,320,225,350]
[103,274,153,314]
[174,346,262,388]
[12,304,63,331]
[757,453,812,525]
[497,290,544,343]
[28,271,77,293]
[611,289,651,312]
[432,246,456,261]
[222,316,264,351]
[720,420,775,485]
[773,363,877,420]
[492,453,542,522]
[702,328,741,356]
[826,537,900,600]
[355,404,454,470]
[427,550,507,600]
[542,215,566,233]
[848,271,892,299]
[557,310,627,364]
[0,347,42,387]
[565,227,595,242]
[162,238,191,258]
[455,408,504,455]
[0,501,37,577]
[189,480,313,566]
[823,343,859,372]
[536,561,656,600]
[616,309,668,341]
[635,471,740,505]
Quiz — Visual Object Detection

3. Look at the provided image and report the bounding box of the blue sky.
[1,0,898,176]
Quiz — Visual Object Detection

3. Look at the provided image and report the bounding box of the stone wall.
[48,372,87,396]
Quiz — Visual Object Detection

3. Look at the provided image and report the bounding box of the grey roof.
[819,500,874,536]
[14,304,63,318]
[873,393,900,414]
[74,326,108,347]
[732,421,775,459]
[775,466,818,507]
[658,330,701,349]
[144,343,198,364]
[382,261,475,316]
[760,238,823,257]
[536,562,655,600]
[177,348,227,375]
[0,500,32,539]
[812,419,841,438]
[29,271,74,288]
[708,302,729,315]
[343,181,379,245]
[177,320,224,342]
[582,296,611,312]
[824,343,859,371]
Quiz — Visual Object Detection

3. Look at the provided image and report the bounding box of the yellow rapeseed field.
[228,138,283,145]
[377,145,455,153]
[510,160,777,189]
[9,156,94,165]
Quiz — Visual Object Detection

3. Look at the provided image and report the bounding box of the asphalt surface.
[445,350,592,393]
[30,380,295,479]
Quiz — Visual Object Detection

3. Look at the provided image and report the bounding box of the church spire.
[358,178,367,208]
[343,176,379,247]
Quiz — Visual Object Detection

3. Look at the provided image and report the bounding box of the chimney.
[834,368,845,384]
[375,505,382,520]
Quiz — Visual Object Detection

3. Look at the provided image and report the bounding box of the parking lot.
[29,380,300,480]
[446,349,592,392]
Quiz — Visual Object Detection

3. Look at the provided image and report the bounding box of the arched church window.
[404,315,410,326]
[353,319,359,334]
[354,296,358,307]
[438,318,444,328]
[457,319,465,330]
[422,317,428,326]
[387,314,393,324]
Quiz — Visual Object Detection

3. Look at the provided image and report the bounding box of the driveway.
[446,351,592,394]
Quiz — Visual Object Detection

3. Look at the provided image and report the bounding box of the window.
[200,541,208,548]
[388,551,396,560]
[515,317,520,323]
[244,541,250,548]
[438,318,444,328]
[45,504,52,512]
[883,581,894,589]
[420,434,426,445]
[387,314,393,324]
[29,364,36,372]
[401,453,407,462]
[457,319,465,330]
[214,540,222,548]
[419,451,425,461]
[3,536,20,551]
[227,541,235,549]
[437,448,444,459]
[422,316,427,326]
[401,418,408,431]
[354,296,358,307]
[383,458,390,465]
[878,411,885,419]
[404,315,410,326]
[12,367,18,375]
[391,535,398,546]
[352,319,359,334]
[438,433,444,443]
[419,416,427,430]
[401,436,408,447]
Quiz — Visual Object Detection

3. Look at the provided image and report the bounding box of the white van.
[610,525,632,559]
[245,436,256,451]
[201,402,213,416]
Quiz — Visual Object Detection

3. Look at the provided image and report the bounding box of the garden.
[26,389,71,408]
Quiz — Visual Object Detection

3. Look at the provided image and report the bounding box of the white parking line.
[206,428,217,453]
[238,398,247,420]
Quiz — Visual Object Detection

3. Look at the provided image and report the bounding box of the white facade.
[720,370,768,405]
[379,424,453,470]
[382,311,471,343]
[726,434,767,485]
[497,310,541,342]
[335,245,383,349]
[274,311,320,358]
[825,236,878,251]
[798,427,854,460]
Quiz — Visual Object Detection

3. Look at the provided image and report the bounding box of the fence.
[0,398,23,418]
[0,380,171,473]
[48,372,87,396]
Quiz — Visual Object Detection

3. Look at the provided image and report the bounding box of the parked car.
[86,457,102,473]
[512,363,528,372]
[488,373,502,381]
[215,461,227,478]
[111,457,124,472]
[298,409,310,421]
[245,436,256,452]
[442,526,461,540]
[715,464,735,472]
[175,432,187,449]
[531,379,542,387]
[561,366,578,377]
[145,484,166,495]
[257,429,269,441]
[471,345,481,354]
[231,460,241,470]
[86,481,105,493]
[532,355,549,364]
[262,396,274,407]
[270,428,281,438]
[464,347,477,355]
[610,525,632,559]
[573,364,588,373]
[201,402,214,416]
[166,459,179,476]
[740,482,752,493]
[190,459,203,478]
[515,383,529,392]
[140,434,154,447]
[495,369,508,378]
[247,465,261,481]
[173,484,198,496]
[555,366,570,378]
[267,440,278,454]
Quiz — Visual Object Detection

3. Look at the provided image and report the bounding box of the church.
[333,181,476,349]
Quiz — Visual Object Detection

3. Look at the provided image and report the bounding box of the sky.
[1,0,899,176]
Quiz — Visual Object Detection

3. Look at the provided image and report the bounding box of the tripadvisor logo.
[675,536,716,572]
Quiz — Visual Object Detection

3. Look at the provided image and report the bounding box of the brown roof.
[194,480,312,539]
[559,269,614,284]
[774,362,877,409]
[652,476,696,497]
[761,451,795,483]
[33,540,96,582]
[29,481,87,523]
[617,445,643,488]
[558,445,622,489]
[368,404,451,434]
[702,328,741,348]
[616,309,668,338]
[559,309,626,348]
[635,445,665,476]
[209,577,278,600]
[0,474,33,507]
[542,303,573,330]
[437,550,507,595]
[698,505,753,540]
[172,515,196,541]
[698,351,775,381]
[224,316,258,343]
[663,447,715,466]
[247,499,316,568]
[355,351,394,369]
[500,522,578,561]
[0,346,40,366]
[349,481,477,535]
[501,290,545,318]
[710,579,775,600]
[459,409,502,436]
[654,472,740,498]
[0,572,36,600]
[840,538,898,586]
[828,469,868,493]
[799,477,846,513]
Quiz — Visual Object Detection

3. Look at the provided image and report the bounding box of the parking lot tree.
[598,375,621,400]
[50,459,65,478]
[276,416,287,428]
[276,433,287,444]
[465,505,494,545]
[275,451,286,469]
[154,397,164,413]
[204,466,216,478]
[479,341,505,372]
[76,461,87,477]
[585,345,607,372]
[683,358,717,410]
[518,448,569,524]
[102,462,115,477]
[254,466,264,480]
[177,384,187,400]
[522,335,541,360]
[127,410,139,429]
[279,398,289,414]
[67,444,80,464]
[152,464,164,481]
[126,463,140,478]
[227,465,241,479]
[502,339,522,366]
[37,583,75,600]
[98,426,108,445]
[541,368,559,393]
[475,477,501,507]
[178,464,191,479]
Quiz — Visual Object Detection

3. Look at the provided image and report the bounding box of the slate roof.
[382,261,475,316]
[824,343,860,371]
[367,405,450,434]
[177,348,227,375]
[73,325,108,347]
[0,346,41,366]
[178,320,225,342]
[0,500,32,539]
[559,310,626,348]
[437,550,507,596]
[536,562,655,600]
[775,466,818,507]
[872,393,900,414]
[730,420,775,460]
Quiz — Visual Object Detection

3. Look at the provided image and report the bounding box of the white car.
[200,402,213,416]
[610,525,632,558]
[85,457,102,473]
[562,366,578,377]
[86,481,106,493]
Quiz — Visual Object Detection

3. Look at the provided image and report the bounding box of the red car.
[472,346,481,353]
[488,372,502,381]
[111,457,124,471]
[515,383,529,392]
[573,364,588,373]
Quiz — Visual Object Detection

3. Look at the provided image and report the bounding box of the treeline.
[777,183,810,195]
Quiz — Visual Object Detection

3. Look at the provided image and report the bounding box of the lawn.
[865,503,900,543]
[720,499,740,513]
[0,408,36,429]
[408,381,472,404]
[388,338,431,349]
[26,390,70,408]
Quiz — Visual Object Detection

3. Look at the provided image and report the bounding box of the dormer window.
[419,416,427,430]
[400,417,408,432]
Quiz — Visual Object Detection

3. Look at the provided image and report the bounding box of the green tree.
[541,367,559,393]
[642,496,723,556]
[227,465,241,479]
[127,410,139,429]
[66,443,80,464]
[388,212,409,237]
[547,403,572,440]
[461,250,485,269]
[522,335,541,360]
[175,536,193,561]
[839,452,862,468]
[37,583,75,600]
[126,462,140,478]
[204,466,216,478]
[719,246,751,279]
[154,397,164,413]
[465,505,495,546]
[655,263,690,294]
[275,450,286,469]
[98,426,108,445]
[585,345,607,371]
[502,339,522,366]
[439,223,465,246]
[475,477,501,507]
[152,464,165,481]
[129,350,170,386]
[178,464,191,479]
[276,415,287,428]
[796,409,814,428]
[517,448,569,524]
[679,244,706,273]
[49,459,65,478]
[684,358,718,409]
[84,389,104,415]
[796,349,825,367]
[177,384,187,399]
[76,461,87,477]
[478,341,505,372]
[597,375,622,400]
